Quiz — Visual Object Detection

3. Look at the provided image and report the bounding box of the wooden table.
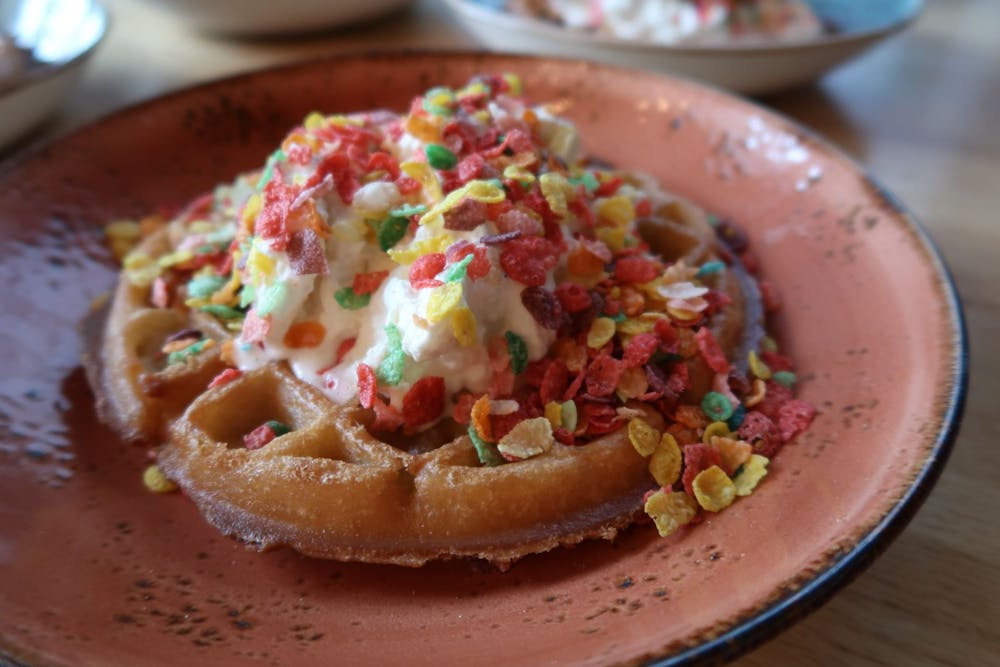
[23,0,1000,663]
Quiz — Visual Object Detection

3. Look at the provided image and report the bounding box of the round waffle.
[85,197,762,567]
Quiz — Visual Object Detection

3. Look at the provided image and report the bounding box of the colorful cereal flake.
[644,489,698,538]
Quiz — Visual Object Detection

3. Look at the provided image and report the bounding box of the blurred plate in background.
[442,0,923,94]
[0,0,107,152]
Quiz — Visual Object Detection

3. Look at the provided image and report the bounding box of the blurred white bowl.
[0,0,108,152]
[442,0,923,94]
[153,0,413,36]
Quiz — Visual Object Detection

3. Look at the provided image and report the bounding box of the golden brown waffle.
[85,195,761,567]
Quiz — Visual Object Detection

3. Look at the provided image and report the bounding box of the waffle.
[85,197,760,567]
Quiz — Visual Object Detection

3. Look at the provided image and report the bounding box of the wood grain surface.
[10,0,998,664]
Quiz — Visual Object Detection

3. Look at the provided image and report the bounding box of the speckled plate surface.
[0,53,965,666]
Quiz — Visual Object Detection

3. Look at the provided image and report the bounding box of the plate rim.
[0,50,968,667]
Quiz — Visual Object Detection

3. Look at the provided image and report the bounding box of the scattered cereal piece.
[692,465,736,512]
[451,306,478,346]
[644,489,698,538]
[471,394,493,442]
[711,436,753,475]
[505,331,528,374]
[587,317,617,349]
[748,350,772,380]
[468,425,504,467]
[702,421,731,443]
[544,401,563,429]
[142,465,178,494]
[628,417,660,457]
[649,432,682,487]
[426,282,463,323]
[497,417,554,461]
[733,454,769,496]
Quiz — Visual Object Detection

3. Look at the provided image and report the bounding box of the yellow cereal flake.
[649,432,682,487]
[401,160,443,202]
[387,234,454,265]
[156,248,194,269]
[497,417,554,460]
[471,394,492,441]
[733,454,769,496]
[586,317,617,349]
[426,282,463,324]
[241,193,262,231]
[627,417,660,457]
[418,179,506,228]
[745,378,767,408]
[596,195,635,227]
[596,224,627,252]
[403,114,443,144]
[644,489,698,538]
[692,465,736,512]
[616,366,648,399]
[702,421,731,443]
[711,436,753,474]
[143,465,178,494]
[450,306,477,347]
[503,73,523,96]
[503,165,536,183]
[544,401,563,429]
[539,172,573,217]
[122,251,162,288]
[748,350,772,380]
[616,311,666,335]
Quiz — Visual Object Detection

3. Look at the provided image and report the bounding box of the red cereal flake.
[777,399,816,442]
[352,270,389,295]
[409,252,446,289]
[623,333,660,368]
[738,411,782,457]
[334,337,356,365]
[452,391,478,425]
[366,151,400,179]
[500,236,559,287]
[402,376,446,430]
[635,198,652,217]
[357,363,377,409]
[371,397,405,432]
[540,358,569,405]
[555,282,593,313]
[553,427,575,446]
[287,229,329,276]
[242,310,271,344]
[756,381,794,420]
[614,256,661,284]
[594,176,624,197]
[443,198,487,231]
[497,207,544,237]
[457,153,486,183]
[563,370,586,401]
[585,354,623,397]
[667,361,690,395]
[581,402,621,435]
[681,443,723,495]
[446,241,491,280]
[244,423,278,450]
[521,286,565,330]
[208,368,242,389]
[761,350,795,372]
[758,279,782,312]
[395,175,422,195]
[694,327,730,374]
[654,318,679,351]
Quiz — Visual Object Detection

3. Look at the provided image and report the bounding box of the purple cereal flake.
[520,286,565,330]
[481,230,522,246]
[288,229,329,276]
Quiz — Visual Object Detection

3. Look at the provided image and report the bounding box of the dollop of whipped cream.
[205,74,683,429]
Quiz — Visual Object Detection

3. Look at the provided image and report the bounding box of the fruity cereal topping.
[116,73,815,540]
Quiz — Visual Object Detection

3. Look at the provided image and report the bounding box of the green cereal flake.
[561,400,578,432]
[772,371,798,388]
[256,149,286,190]
[334,286,370,311]
[570,172,599,192]
[199,304,243,320]
[701,391,734,422]
[696,260,726,278]
[265,420,292,436]
[257,281,288,315]
[166,339,209,365]
[390,203,428,218]
[505,331,528,375]
[377,216,409,251]
[187,274,226,299]
[442,254,474,283]
[468,425,504,467]
[377,323,405,386]
[425,144,458,170]
[239,283,257,308]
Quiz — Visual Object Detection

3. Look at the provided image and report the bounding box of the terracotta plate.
[0,53,966,666]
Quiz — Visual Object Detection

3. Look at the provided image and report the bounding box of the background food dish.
[442,0,923,94]
[0,0,107,151]
[0,53,964,666]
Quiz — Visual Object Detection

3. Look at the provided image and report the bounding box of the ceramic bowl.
[150,0,412,36]
[0,0,108,152]
[0,53,965,666]
[442,0,923,94]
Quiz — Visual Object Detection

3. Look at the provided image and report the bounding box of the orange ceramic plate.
[0,53,966,666]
